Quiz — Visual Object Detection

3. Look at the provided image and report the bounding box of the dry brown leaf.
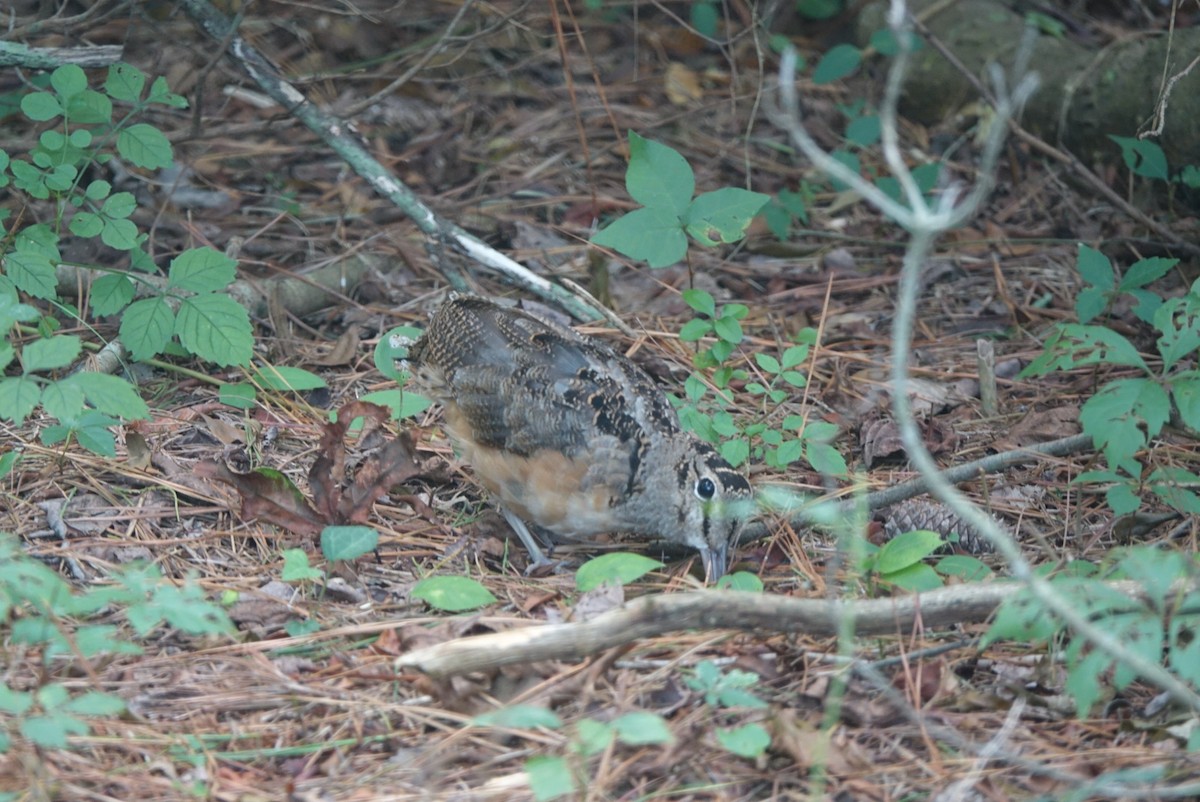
[665,62,703,105]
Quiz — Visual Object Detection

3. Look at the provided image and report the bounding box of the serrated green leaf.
[168,247,237,292]
[64,372,149,420]
[1121,256,1176,290]
[105,63,146,102]
[22,335,80,373]
[100,218,139,250]
[0,377,42,424]
[720,438,749,467]
[66,90,112,124]
[320,526,379,562]
[626,131,694,215]
[5,250,58,299]
[120,297,175,361]
[147,76,188,108]
[90,274,135,317]
[576,552,663,591]
[39,379,86,421]
[411,575,497,611]
[175,294,253,367]
[117,123,173,169]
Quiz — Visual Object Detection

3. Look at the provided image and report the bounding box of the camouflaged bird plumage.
[408,295,752,577]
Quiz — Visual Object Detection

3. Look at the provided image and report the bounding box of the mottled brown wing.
[410,297,679,459]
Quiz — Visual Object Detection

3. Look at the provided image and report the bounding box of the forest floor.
[4,1,1199,800]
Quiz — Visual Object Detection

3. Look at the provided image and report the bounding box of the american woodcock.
[407,295,753,578]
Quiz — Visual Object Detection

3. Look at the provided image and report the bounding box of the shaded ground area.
[3,1,1197,799]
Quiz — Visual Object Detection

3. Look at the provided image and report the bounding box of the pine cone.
[881,498,1003,555]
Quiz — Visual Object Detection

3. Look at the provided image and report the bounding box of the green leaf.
[576,552,664,591]
[1121,256,1176,290]
[373,324,424,381]
[117,123,173,169]
[69,211,104,238]
[1173,376,1200,432]
[147,76,188,108]
[1076,244,1113,289]
[720,438,749,467]
[679,318,713,341]
[219,382,257,410]
[51,65,87,99]
[281,548,323,582]
[876,529,944,574]
[712,315,742,344]
[0,377,42,423]
[63,691,126,717]
[716,723,771,758]
[845,114,881,148]
[612,711,675,745]
[411,575,497,612]
[755,352,780,374]
[626,131,694,216]
[105,63,146,102]
[100,218,140,250]
[781,344,809,371]
[21,92,63,121]
[1108,135,1168,181]
[690,0,718,37]
[66,90,112,124]
[1074,286,1108,324]
[252,365,327,392]
[685,187,770,245]
[574,718,615,756]
[168,247,237,292]
[592,206,688,268]
[359,388,433,421]
[120,297,176,361]
[935,555,993,582]
[682,288,716,317]
[22,335,80,373]
[881,561,944,592]
[474,704,563,730]
[5,249,57,299]
[39,379,86,422]
[812,44,861,84]
[175,294,253,367]
[716,571,764,592]
[63,372,150,420]
[90,274,135,317]
[526,756,574,802]
[320,526,379,562]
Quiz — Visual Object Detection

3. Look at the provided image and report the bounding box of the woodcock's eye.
[695,477,716,500]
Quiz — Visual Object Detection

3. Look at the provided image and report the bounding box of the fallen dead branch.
[394,579,1153,678]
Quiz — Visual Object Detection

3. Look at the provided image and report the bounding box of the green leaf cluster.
[1023,249,1200,517]
[0,63,254,456]
[0,532,233,752]
[855,530,992,593]
[987,547,1200,717]
[685,659,770,758]
[592,132,768,268]
[472,703,674,800]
